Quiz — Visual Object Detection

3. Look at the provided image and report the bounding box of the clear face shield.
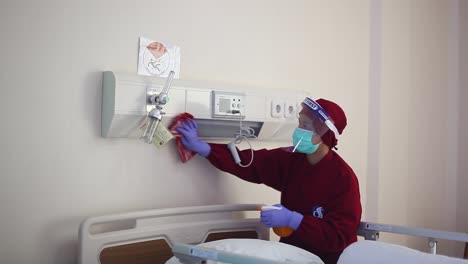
[284,97,339,154]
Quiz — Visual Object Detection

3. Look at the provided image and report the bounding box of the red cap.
[316,98,347,149]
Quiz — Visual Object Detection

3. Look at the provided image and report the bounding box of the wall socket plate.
[212,91,246,119]
[271,99,284,118]
[284,100,297,118]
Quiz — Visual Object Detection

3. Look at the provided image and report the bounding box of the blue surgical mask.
[292,128,320,154]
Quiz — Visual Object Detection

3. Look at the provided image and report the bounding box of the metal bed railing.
[357,221,468,255]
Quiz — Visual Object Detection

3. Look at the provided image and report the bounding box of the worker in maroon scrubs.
[176,98,362,264]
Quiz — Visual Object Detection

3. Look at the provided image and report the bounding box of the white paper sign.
[138,37,180,78]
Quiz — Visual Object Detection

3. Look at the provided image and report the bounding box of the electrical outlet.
[271,99,284,118]
[284,100,297,118]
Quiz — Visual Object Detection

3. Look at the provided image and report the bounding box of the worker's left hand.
[175,119,211,157]
[260,204,304,230]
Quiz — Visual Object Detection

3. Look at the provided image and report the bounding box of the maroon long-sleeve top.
[206,143,362,264]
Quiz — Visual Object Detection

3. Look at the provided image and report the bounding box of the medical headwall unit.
[101,71,307,141]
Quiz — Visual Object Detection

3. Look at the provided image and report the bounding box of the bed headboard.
[78,204,269,264]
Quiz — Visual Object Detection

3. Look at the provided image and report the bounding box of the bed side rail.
[358,221,468,254]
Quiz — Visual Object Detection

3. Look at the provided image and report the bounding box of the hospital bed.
[78,204,468,264]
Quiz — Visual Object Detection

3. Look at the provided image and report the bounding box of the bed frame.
[78,204,468,264]
[78,204,269,264]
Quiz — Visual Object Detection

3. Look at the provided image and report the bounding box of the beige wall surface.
[378,0,411,236]
[458,0,468,237]
[406,0,453,254]
[0,1,369,263]
[375,0,465,257]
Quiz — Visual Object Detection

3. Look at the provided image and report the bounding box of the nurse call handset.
[226,106,256,167]
[227,141,241,164]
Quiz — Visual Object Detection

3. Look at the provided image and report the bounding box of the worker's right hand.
[175,119,211,157]
[260,204,303,230]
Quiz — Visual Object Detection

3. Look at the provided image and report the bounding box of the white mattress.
[166,238,324,264]
[338,240,468,264]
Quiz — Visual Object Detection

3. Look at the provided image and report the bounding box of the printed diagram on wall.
[138,37,180,78]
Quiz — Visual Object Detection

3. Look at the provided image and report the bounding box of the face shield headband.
[302,97,339,138]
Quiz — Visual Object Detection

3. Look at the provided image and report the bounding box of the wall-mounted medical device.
[101,71,307,141]
[140,70,175,144]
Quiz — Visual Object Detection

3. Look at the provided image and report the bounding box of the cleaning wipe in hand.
[168,113,197,163]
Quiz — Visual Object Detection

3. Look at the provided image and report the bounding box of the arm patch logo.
[312,206,325,219]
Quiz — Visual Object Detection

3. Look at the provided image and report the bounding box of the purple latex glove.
[260,204,304,230]
[175,119,211,157]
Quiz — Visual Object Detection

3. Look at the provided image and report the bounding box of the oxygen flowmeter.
[140,71,175,144]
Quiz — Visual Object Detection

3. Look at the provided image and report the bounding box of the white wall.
[0,1,369,263]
